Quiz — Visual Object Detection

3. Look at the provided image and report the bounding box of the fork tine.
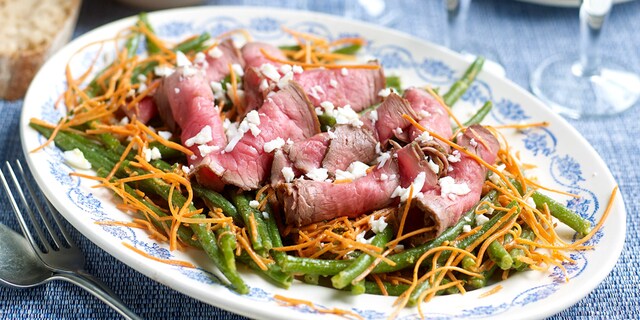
[15,160,69,249]
[1,162,50,252]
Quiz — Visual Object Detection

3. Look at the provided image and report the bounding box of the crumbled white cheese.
[418,110,431,119]
[392,244,405,252]
[341,67,349,76]
[392,172,427,202]
[438,176,470,200]
[369,110,378,122]
[175,51,192,67]
[279,64,292,74]
[249,200,260,208]
[376,151,391,169]
[142,146,162,162]
[427,157,440,174]
[225,111,262,152]
[286,138,294,145]
[489,172,502,185]
[231,63,244,77]
[308,85,325,100]
[327,129,336,139]
[154,65,175,77]
[210,81,225,100]
[184,125,213,147]
[394,127,403,135]
[182,66,198,77]
[378,88,392,98]
[334,105,363,128]
[259,63,281,82]
[208,46,224,59]
[244,110,261,136]
[281,167,295,183]
[462,224,472,233]
[292,65,304,74]
[277,71,293,89]
[137,74,147,83]
[262,211,270,219]
[355,231,372,244]
[119,117,130,126]
[259,79,269,91]
[158,130,172,140]
[137,82,148,94]
[476,214,490,225]
[415,131,433,143]
[447,150,461,163]
[63,149,91,170]
[193,52,207,65]
[469,138,478,147]
[496,164,506,173]
[375,142,382,154]
[526,197,536,209]
[329,79,338,88]
[174,88,181,94]
[198,144,220,157]
[306,168,329,182]
[181,165,192,175]
[263,137,285,153]
[369,215,388,234]
[320,101,335,113]
[380,173,389,181]
[335,161,369,181]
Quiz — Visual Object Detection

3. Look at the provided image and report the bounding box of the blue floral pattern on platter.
[31,13,608,320]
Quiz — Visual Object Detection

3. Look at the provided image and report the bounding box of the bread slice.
[0,0,82,100]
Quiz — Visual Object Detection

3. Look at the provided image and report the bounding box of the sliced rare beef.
[321,125,378,173]
[154,67,227,159]
[195,83,320,190]
[278,160,400,226]
[369,93,416,146]
[241,42,385,114]
[285,132,331,174]
[205,39,245,83]
[395,142,438,190]
[403,125,500,243]
[403,87,452,149]
[294,63,385,112]
[122,96,157,124]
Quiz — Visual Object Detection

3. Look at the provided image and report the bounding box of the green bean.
[262,204,288,266]
[174,32,212,53]
[138,12,161,55]
[278,45,301,51]
[462,255,478,272]
[332,44,361,55]
[231,192,272,253]
[192,184,241,224]
[363,281,409,296]
[462,101,492,127]
[280,255,350,275]
[468,265,497,289]
[331,226,394,289]
[317,113,337,129]
[511,228,535,271]
[237,253,292,289]
[385,76,402,94]
[487,238,513,270]
[442,56,485,107]
[511,179,592,236]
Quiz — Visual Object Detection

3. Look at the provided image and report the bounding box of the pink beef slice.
[404,125,499,241]
[395,142,438,190]
[122,96,158,124]
[403,87,452,150]
[370,93,416,146]
[241,42,287,113]
[278,159,400,226]
[154,67,227,156]
[294,62,385,112]
[204,39,245,83]
[195,83,320,190]
[285,132,331,174]
[321,125,378,173]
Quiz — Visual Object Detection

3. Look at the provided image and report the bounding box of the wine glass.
[530,0,640,119]
[445,0,506,77]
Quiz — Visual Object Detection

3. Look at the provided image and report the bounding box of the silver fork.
[0,160,142,320]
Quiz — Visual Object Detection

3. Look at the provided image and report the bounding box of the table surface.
[1,0,639,319]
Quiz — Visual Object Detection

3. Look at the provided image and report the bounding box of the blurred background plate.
[516,0,633,7]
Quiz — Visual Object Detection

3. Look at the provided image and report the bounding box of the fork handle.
[54,273,143,320]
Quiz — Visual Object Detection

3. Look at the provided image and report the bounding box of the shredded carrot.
[274,294,364,320]
[479,284,503,298]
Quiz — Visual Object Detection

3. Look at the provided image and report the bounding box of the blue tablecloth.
[1,0,639,319]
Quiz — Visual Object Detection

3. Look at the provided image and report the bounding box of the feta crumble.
[208,46,224,59]
[335,161,369,181]
[447,150,461,163]
[158,130,172,140]
[259,63,281,82]
[63,149,91,170]
[231,63,244,77]
[392,172,426,202]
[175,51,192,67]
[263,137,285,153]
[154,65,175,77]
[427,157,440,174]
[329,79,338,88]
[341,67,349,76]
[378,88,392,98]
[249,200,260,208]
[369,215,388,234]
[306,168,329,182]
[469,138,478,147]
[184,125,213,147]
[198,144,220,157]
[438,176,470,200]
[281,167,295,183]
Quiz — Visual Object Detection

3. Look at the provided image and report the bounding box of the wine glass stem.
[445,0,470,51]
[577,0,612,76]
